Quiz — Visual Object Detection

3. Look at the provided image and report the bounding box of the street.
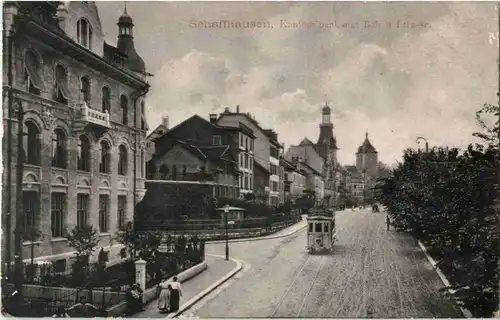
[189,209,462,318]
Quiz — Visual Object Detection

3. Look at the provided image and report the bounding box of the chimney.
[162,116,169,129]
[236,105,240,113]
[209,113,217,124]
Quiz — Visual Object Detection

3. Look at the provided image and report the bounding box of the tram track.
[322,213,368,318]
[270,255,325,318]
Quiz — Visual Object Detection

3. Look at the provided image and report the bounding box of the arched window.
[54,65,70,104]
[77,135,91,172]
[77,18,93,49]
[102,87,110,113]
[118,145,128,175]
[120,95,128,125]
[24,51,43,95]
[52,128,67,169]
[80,76,90,103]
[23,121,41,165]
[99,141,111,173]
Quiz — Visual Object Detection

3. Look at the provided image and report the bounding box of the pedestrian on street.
[157,282,171,313]
[386,215,391,231]
[169,276,183,312]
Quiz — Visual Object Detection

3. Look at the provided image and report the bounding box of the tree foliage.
[295,189,316,212]
[66,225,99,259]
[375,104,499,317]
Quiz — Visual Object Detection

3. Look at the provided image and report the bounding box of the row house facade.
[265,129,283,207]
[2,2,150,267]
[345,165,365,202]
[282,158,307,201]
[146,114,255,199]
[285,137,326,206]
[216,106,284,206]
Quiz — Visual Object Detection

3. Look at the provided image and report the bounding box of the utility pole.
[14,102,25,298]
[4,2,18,275]
[496,2,500,315]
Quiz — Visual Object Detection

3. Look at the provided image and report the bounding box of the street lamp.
[224,205,229,261]
[416,137,429,152]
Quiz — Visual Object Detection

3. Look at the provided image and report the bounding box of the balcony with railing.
[75,102,111,130]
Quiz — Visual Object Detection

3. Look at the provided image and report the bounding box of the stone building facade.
[2,2,149,267]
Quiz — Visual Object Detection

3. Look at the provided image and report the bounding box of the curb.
[205,220,307,245]
[168,255,244,318]
[417,240,472,318]
[207,210,349,244]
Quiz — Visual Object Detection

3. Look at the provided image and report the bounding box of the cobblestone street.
[188,209,462,318]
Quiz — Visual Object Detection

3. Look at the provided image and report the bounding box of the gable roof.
[173,140,233,163]
[147,124,168,140]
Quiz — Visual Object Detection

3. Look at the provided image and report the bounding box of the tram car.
[306,208,336,254]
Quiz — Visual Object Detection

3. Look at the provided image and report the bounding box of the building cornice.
[16,18,149,90]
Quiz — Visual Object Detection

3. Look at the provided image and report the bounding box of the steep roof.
[174,140,232,162]
[357,132,377,154]
[298,138,314,146]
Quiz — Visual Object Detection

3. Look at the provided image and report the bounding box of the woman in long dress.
[157,283,171,313]
[169,276,183,312]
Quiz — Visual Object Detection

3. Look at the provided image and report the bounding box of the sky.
[96,1,498,166]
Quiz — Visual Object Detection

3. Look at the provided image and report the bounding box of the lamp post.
[416,137,429,152]
[224,205,229,261]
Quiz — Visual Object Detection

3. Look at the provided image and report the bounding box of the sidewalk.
[134,255,237,318]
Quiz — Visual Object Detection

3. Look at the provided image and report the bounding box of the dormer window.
[80,76,90,103]
[77,18,93,49]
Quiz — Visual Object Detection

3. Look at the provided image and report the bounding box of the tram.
[306,208,336,254]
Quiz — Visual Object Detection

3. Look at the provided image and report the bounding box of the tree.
[375,144,499,317]
[295,189,316,212]
[66,225,99,286]
[66,225,99,261]
[115,221,135,261]
[24,227,42,280]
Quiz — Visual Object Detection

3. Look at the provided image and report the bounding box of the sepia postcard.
[1,0,499,319]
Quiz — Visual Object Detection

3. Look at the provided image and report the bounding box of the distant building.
[282,159,307,201]
[146,114,255,198]
[2,2,150,267]
[285,138,325,205]
[216,106,284,206]
[146,116,169,160]
[345,165,364,201]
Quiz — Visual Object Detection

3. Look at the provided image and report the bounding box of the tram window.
[315,223,322,232]
[324,223,329,233]
[308,223,313,232]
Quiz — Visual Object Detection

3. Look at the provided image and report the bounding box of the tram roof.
[306,215,335,221]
